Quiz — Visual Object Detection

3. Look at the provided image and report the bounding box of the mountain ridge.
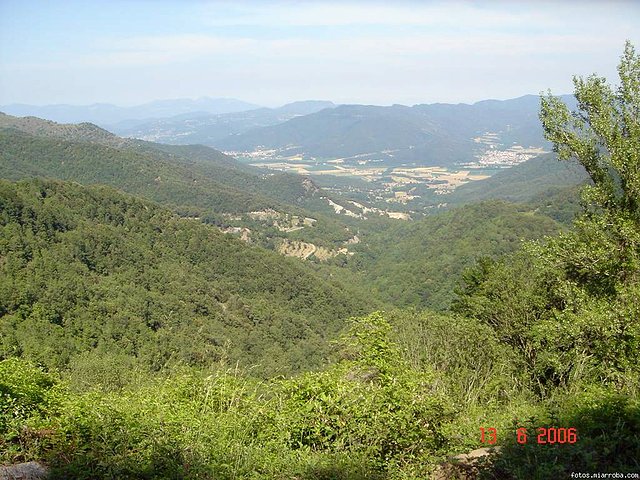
[215,95,576,166]
[111,100,337,145]
[0,97,262,126]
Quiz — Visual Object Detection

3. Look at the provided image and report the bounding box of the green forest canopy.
[0,179,374,378]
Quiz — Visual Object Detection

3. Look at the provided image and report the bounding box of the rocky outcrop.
[278,239,317,260]
[0,462,49,480]
[432,446,501,480]
[277,239,352,261]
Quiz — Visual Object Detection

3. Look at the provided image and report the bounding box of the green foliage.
[528,184,583,225]
[483,387,640,479]
[0,359,63,463]
[540,41,640,291]
[0,314,455,479]
[347,201,560,310]
[388,310,525,406]
[452,250,562,369]
[449,153,587,207]
[0,179,372,376]
[541,41,640,224]
[535,44,640,388]
[454,238,640,393]
[279,313,452,474]
[1,306,638,478]
[454,43,640,395]
[0,359,58,430]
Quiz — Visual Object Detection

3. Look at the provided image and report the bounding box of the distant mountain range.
[111,100,336,145]
[106,94,575,168]
[215,95,576,166]
[0,97,261,126]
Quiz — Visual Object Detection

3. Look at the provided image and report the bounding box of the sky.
[1,0,639,107]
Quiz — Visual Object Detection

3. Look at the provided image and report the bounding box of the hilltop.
[0,112,132,148]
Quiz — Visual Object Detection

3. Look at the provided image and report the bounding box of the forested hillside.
[0,179,374,377]
[345,201,562,309]
[0,114,318,211]
[449,153,588,205]
[0,129,271,213]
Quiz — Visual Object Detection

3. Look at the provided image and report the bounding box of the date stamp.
[480,427,578,445]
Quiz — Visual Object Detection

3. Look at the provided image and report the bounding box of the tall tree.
[455,43,640,390]
[540,41,640,288]
[540,41,639,219]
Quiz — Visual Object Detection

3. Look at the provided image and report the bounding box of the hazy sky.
[1,0,638,107]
